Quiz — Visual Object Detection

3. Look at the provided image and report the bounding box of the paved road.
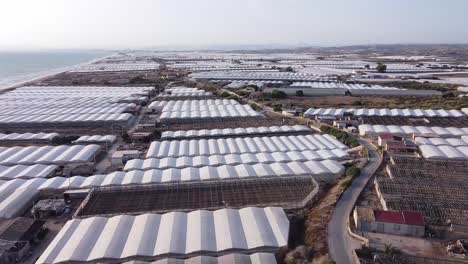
[328,139,382,264]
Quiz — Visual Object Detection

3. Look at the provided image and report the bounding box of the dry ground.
[263,96,396,109]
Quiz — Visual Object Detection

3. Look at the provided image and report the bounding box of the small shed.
[354,206,425,237]
[111,150,141,167]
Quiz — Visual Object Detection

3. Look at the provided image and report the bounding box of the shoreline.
[0,53,113,91]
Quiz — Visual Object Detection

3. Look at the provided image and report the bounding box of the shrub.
[273,104,283,112]
[376,62,387,73]
[320,125,359,148]
[346,166,361,178]
[221,91,230,97]
[122,132,130,143]
[249,103,261,111]
[271,89,287,99]
[296,90,304,96]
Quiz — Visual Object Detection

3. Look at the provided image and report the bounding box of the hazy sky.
[1,0,468,50]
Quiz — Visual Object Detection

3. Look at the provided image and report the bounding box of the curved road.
[328,139,382,264]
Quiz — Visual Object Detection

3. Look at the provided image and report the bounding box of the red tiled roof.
[402,211,425,226]
[386,141,417,150]
[374,210,424,226]
[374,210,405,224]
[379,133,394,139]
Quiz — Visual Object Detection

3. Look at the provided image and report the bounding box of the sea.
[0,50,110,90]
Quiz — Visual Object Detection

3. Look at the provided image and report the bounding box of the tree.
[376,62,387,73]
[364,64,370,69]
[295,90,304,97]
[122,132,130,143]
[271,89,287,99]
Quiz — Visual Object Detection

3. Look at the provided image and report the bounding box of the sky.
[1,0,468,50]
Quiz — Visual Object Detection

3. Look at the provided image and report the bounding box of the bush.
[376,62,387,73]
[273,104,283,112]
[122,132,130,143]
[340,179,351,188]
[346,166,361,178]
[249,103,261,111]
[320,125,359,148]
[295,90,304,96]
[271,89,287,99]
[220,91,230,97]
[52,135,80,145]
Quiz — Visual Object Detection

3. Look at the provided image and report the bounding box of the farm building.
[146,134,348,159]
[359,124,468,138]
[121,253,278,264]
[75,177,318,217]
[0,86,153,133]
[160,125,312,140]
[375,157,468,232]
[0,132,58,145]
[36,207,289,263]
[353,207,425,237]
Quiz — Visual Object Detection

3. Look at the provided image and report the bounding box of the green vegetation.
[249,102,262,111]
[340,179,352,188]
[273,104,283,112]
[346,166,361,178]
[271,89,288,99]
[121,132,131,143]
[320,125,359,148]
[295,90,305,96]
[52,135,80,145]
[220,91,230,98]
[376,62,387,73]
[377,81,458,92]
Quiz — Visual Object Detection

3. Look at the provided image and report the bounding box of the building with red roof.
[354,207,425,237]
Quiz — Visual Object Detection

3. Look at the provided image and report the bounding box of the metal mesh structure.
[362,116,468,128]
[75,176,318,217]
[376,157,468,226]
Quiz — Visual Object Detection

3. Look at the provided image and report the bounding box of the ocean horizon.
[0,50,110,89]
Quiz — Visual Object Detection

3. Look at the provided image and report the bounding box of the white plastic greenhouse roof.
[36,207,288,264]
[70,62,160,72]
[292,82,402,90]
[419,145,468,160]
[165,87,202,92]
[146,135,348,159]
[0,145,100,166]
[0,164,58,180]
[125,150,348,171]
[0,161,344,195]
[0,132,58,142]
[414,137,468,147]
[73,135,117,144]
[305,108,465,117]
[161,125,311,139]
[158,87,213,97]
[0,86,150,126]
[359,125,468,138]
[122,253,277,264]
[149,99,240,110]
[0,187,39,218]
[0,113,133,125]
[157,92,212,98]
[190,71,327,81]
[159,105,261,120]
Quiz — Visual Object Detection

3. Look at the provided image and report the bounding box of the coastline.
[0,53,113,92]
